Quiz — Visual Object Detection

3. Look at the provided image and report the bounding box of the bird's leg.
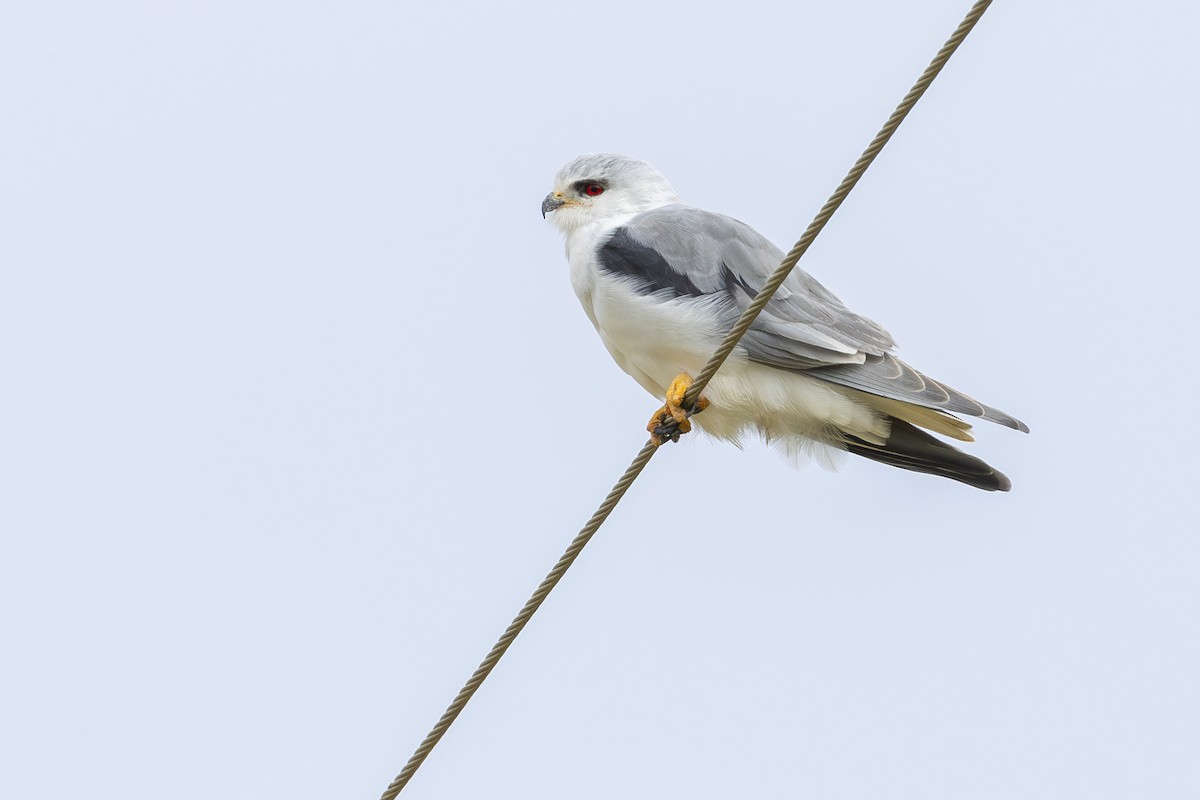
[647,373,711,445]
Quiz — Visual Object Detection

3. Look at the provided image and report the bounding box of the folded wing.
[599,205,1027,433]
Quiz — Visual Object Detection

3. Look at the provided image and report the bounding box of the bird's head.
[542,154,681,233]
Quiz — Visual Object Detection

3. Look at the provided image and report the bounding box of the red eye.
[584,183,605,197]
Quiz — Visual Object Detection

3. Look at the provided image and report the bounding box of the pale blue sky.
[2,2,1197,798]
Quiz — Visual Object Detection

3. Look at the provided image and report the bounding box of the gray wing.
[599,204,894,365]
[598,205,1027,432]
[813,353,1029,432]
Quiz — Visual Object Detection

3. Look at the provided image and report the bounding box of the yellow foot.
[646,373,711,445]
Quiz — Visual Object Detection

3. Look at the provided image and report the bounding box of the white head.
[541,154,681,233]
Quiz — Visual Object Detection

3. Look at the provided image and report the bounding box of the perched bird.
[542,154,1027,491]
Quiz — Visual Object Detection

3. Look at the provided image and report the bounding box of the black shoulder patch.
[597,227,705,297]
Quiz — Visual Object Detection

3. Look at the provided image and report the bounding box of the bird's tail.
[842,418,1012,492]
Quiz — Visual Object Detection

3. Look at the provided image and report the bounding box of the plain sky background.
[2,1,1198,798]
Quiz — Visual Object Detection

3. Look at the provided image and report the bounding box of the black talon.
[653,419,682,443]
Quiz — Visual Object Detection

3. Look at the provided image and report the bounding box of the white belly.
[579,272,887,448]
[587,274,725,395]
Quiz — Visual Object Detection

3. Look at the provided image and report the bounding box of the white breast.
[565,217,727,397]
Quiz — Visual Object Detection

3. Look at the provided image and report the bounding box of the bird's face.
[542,154,680,233]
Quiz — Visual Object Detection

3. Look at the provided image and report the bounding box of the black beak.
[541,193,565,219]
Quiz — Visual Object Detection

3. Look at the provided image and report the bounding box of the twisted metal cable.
[378,444,658,799]
[380,3,991,796]
[682,0,993,410]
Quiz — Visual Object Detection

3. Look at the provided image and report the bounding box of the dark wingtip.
[991,469,1013,492]
[845,419,1015,492]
